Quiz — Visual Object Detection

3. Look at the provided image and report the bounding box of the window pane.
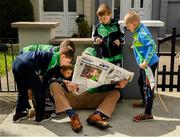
[140,0,144,8]
[43,0,63,12]
[68,0,76,12]
[131,0,134,8]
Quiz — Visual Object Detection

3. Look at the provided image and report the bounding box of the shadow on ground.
[108,94,180,136]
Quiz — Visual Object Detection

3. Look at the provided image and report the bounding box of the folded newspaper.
[72,54,134,93]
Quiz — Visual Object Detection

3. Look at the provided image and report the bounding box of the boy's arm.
[48,77,71,92]
[43,66,61,85]
[93,24,99,39]
[23,45,38,53]
[139,32,157,64]
[23,44,53,53]
[89,84,115,93]
[48,77,64,85]
[117,24,125,43]
[93,24,103,58]
[113,28,124,46]
[96,81,126,92]
[93,23,103,43]
[112,21,124,43]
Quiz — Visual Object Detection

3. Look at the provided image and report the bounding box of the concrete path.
[0,93,16,124]
[0,92,180,136]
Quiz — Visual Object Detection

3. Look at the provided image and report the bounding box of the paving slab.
[0,93,16,124]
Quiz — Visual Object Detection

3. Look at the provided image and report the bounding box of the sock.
[94,111,109,119]
[66,109,76,118]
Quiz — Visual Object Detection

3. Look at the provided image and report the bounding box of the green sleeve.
[87,84,116,94]
[22,45,38,53]
[22,44,53,53]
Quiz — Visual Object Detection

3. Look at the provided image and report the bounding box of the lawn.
[0,52,15,76]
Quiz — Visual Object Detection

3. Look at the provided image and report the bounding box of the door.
[40,0,78,37]
[120,0,152,20]
[166,2,180,34]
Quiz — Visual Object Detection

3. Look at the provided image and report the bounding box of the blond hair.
[97,4,111,17]
[124,10,140,25]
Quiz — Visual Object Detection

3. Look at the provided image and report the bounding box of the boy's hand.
[130,45,133,50]
[65,82,79,92]
[113,39,121,46]
[95,37,103,44]
[63,80,70,85]
[115,79,128,89]
[139,61,148,70]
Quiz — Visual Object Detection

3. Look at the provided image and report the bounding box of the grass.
[0,52,15,77]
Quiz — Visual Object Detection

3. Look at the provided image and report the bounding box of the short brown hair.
[61,64,74,71]
[124,10,140,25]
[60,39,75,53]
[60,47,74,61]
[97,4,111,17]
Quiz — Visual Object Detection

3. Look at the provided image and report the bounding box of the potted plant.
[75,15,91,38]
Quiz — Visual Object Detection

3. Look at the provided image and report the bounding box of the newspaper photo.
[72,54,134,93]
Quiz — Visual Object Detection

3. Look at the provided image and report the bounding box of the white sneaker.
[51,112,67,118]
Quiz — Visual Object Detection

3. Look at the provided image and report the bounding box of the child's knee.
[110,90,120,99]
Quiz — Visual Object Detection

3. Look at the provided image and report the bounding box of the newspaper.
[72,54,134,93]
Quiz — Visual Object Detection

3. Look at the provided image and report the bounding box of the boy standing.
[124,11,159,122]
[93,4,124,67]
[12,47,74,123]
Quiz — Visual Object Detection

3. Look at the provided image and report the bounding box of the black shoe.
[35,114,51,124]
[13,111,28,123]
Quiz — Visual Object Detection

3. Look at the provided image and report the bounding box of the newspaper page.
[72,54,134,93]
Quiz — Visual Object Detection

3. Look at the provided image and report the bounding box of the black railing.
[0,38,18,92]
[157,28,180,92]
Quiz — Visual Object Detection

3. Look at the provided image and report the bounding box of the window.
[140,0,144,8]
[68,0,76,12]
[131,0,135,8]
[43,0,63,12]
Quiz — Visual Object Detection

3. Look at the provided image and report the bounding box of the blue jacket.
[132,23,159,66]
[14,51,60,75]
